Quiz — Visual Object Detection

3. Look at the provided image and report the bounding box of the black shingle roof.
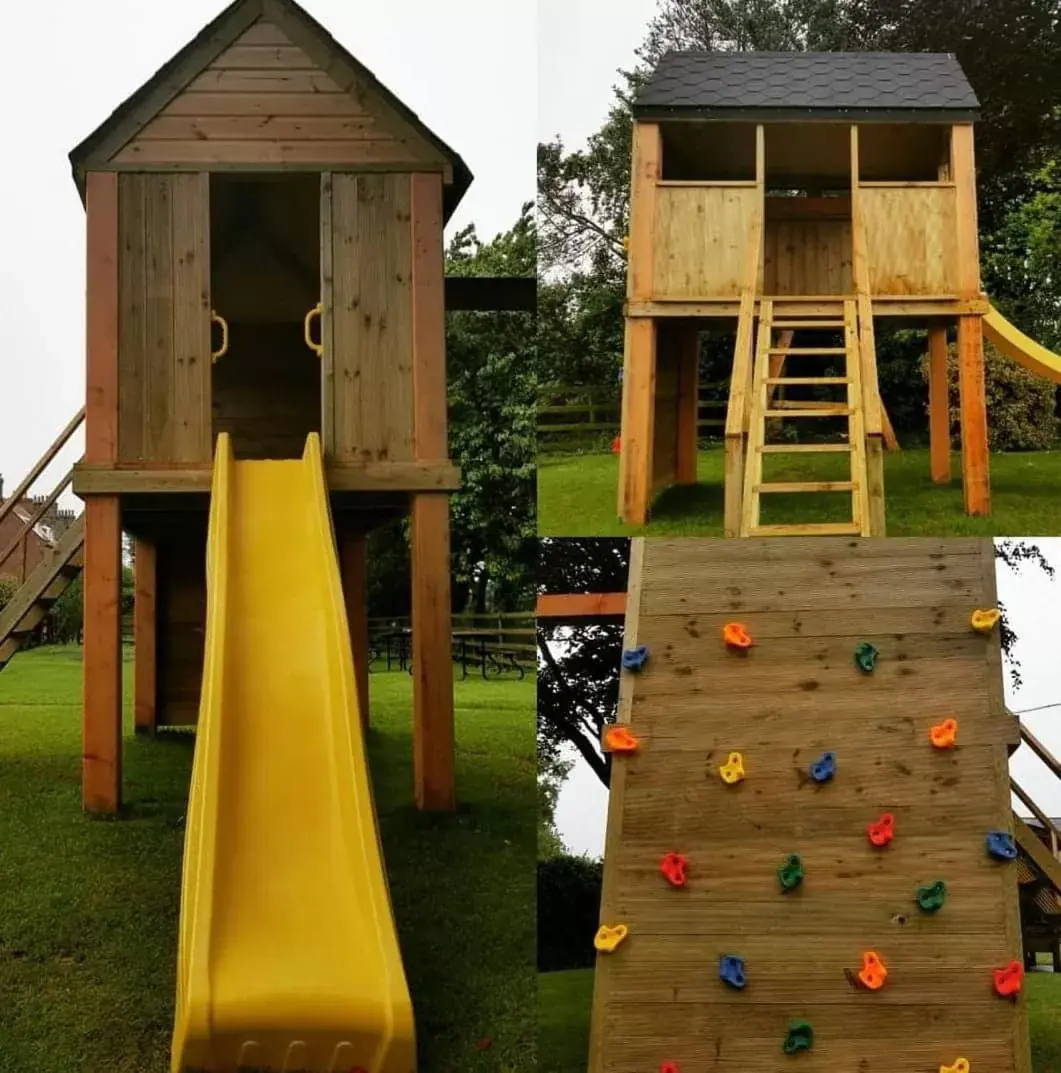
[635,51,980,121]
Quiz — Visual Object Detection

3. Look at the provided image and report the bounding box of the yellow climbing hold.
[940,1060,970,1073]
[719,751,746,785]
[970,608,1001,633]
[594,924,629,953]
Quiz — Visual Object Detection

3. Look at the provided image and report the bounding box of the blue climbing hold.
[986,830,1018,862]
[719,954,747,990]
[621,645,649,671]
[809,751,836,783]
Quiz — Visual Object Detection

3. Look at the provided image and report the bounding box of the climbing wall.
[589,538,1030,1073]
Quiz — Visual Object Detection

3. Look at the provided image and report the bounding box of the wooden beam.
[618,319,657,525]
[85,173,119,464]
[675,324,699,485]
[536,592,628,618]
[339,530,370,731]
[82,496,122,813]
[951,124,981,299]
[627,123,660,301]
[928,326,952,484]
[958,315,991,515]
[133,537,157,734]
[411,493,454,811]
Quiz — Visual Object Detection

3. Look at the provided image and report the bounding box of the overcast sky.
[556,540,1061,858]
[0,0,534,495]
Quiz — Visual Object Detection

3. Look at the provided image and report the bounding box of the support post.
[133,537,157,734]
[83,171,122,814]
[928,326,952,485]
[617,319,657,525]
[675,323,699,485]
[339,528,370,731]
[958,315,991,515]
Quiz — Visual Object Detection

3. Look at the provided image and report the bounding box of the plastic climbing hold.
[722,622,753,650]
[602,725,640,754]
[782,1021,813,1054]
[854,642,879,673]
[611,434,621,455]
[857,951,888,991]
[659,1063,679,1073]
[809,751,836,783]
[940,1060,970,1073]
[867,812,895,847]
[971,608,1001,634]
[593,924,628,953]
[777,853,804,892]
[719,954,747,990]
[621,645,649,671]
[719,751,746,785]
[993,960,1023,997]
[917,880,947,913]
[986,830,1018,861]
[660,852,687,888]
[930,717,959,749]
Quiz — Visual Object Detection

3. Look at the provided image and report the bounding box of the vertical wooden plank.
[320,174,335,458]
[338,528,370,731]
[958,314,991,515]
[134,537,157,734]
[618,319,657,525]
[675,324,699,484]
[83,496,122,813]
[951,124,981,299]
[330,173,360,461]
[117,174,146,463]
[86,172,119,464]
[170,173,212,462]
[928,325,952,484]
[144,175,175,461]
[627,123,660,301]
[411,493,454,811]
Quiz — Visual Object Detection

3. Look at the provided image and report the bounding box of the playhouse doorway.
[210,173,322,459]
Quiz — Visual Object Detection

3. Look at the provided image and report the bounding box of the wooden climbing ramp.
[589,538,1030,1073]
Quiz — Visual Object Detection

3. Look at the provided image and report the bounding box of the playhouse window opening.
[659,121,758,182]
[209,173,322,461]
[856,124,951,182]
[763,123,851,194]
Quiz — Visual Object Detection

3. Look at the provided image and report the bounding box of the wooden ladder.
[739,297,871,538]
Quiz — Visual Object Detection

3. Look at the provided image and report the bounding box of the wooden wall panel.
[590,538,1028,1073]
[763,220,852,295]
[156,532,207,727]
[651,348,679,492]
[113,20,445,171]
[118,173,212,464]
[324,173,414,463]
[653,185,758,299]
[861,186,959,295]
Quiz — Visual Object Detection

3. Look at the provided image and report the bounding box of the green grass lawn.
[537,446,1061,536]
[0,645,535,1073]
[538,967,1061,1072]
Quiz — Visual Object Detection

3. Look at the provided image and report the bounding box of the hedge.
[538,854,603,972]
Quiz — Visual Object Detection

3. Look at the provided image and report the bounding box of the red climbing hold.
[867,812,895,847]
[660,852,688,887]
[660,1063,680,1073]
[993,961,1023,997]
[612,435,622,454]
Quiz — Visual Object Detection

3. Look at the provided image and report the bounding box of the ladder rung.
[749,523,863,537]
[768,347,848,355]
[760,443,853,454]
[757,481,856,494]
[771,320,845,329]
[764,407,851,418]
[764,377,850,386]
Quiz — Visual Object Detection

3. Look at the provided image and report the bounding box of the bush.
[0,576,17,613]
[51,574,83,643]
[538,854,603,972]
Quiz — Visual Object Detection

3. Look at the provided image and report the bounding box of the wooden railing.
[1012,716,1061,861]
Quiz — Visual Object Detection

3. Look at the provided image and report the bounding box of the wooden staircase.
[0,409,86,672]
[739,297,871,538]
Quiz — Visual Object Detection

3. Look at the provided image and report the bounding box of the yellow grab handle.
[211,311,229,363]
[304,303,323,357]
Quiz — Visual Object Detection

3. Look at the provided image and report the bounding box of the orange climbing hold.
[722,622,753,650]
[930,718,959,749]
[857,951,888,990]
[993,960,1023,997]
[611,434,622,455]
[660,852,688,888]
[602,725,640,753]
[970,608,1001,633]
[594,924,628,953]
[719,751,746,785]
[940,1060,970,1073]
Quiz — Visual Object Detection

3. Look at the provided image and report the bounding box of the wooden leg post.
[83,496,123,813]
[339,528,370,732]
[928,326,951,485]
[617,318,657,526]
[958,315,991,515]
[675,323,699,485]
[411,493,454,811]
[133,537,157,734]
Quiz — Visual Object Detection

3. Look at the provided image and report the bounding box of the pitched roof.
[635,51,980,122]
[68,0,472,220]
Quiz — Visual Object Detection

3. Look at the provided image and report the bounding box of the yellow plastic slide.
[984,304,1061,384]
[171,433,415,1073]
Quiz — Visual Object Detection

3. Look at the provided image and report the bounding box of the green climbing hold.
[778,853,804,893]
[783,1020,814,1054]
[917,880,946,913]
[854,642,879,673]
